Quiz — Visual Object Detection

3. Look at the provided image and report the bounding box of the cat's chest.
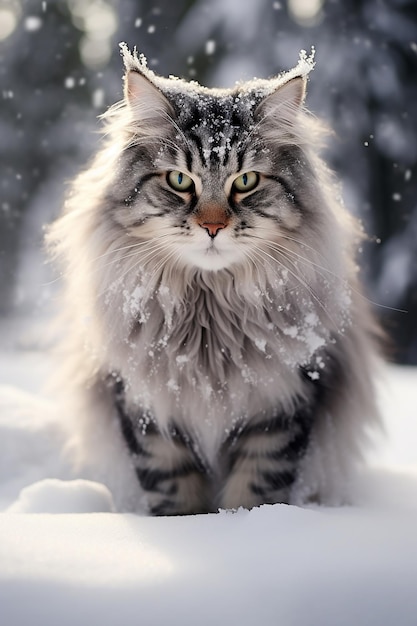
[149,287,265,368]
[114,273,330,414]
[114,282,322,442]
[134,290,294,384]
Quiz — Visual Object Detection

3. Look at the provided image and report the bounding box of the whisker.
[253,227,334,280]
[143,248,180,294]
[84,233,176,269]
[99,240,175,270]
[88,234,175,264]
[96,240,176,301]
[254,237,338,285]
[42,237,174,290]
[254,227,332,267]
[248,248,300,298]
[253,246,339,329]
[244,246,275,280]
[253,230,406,314]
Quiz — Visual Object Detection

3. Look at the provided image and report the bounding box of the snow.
[6,478,115,514]
[205,39,216,55]
[2,503,417,626]
[92,88,105,109]
[64,77,76,89]
[24,16,42,32]
[1,331,417,625]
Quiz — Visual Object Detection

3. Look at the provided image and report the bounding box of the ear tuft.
[119,41,148,74]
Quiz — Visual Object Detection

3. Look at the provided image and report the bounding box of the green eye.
[233,171,259,193]
[167,170,194,192]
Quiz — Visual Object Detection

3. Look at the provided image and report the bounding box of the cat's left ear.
[255,77,306,125]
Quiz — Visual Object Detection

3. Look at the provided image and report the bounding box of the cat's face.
[107,56,319,274]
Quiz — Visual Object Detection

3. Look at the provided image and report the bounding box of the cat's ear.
[255,77,306,126]
[124,69,174,128]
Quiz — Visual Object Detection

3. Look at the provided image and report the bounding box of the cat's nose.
[199,222,227,238]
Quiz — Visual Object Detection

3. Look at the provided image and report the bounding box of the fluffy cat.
[48,45,380,515]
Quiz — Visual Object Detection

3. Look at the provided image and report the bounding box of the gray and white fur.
[48,46,380,515]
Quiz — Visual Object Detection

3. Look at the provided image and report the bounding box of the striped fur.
[47,47,380,515]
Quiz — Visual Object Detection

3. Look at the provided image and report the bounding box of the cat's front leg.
[133,426,211,516]
[220,413,312,510]
[113,383,211,515]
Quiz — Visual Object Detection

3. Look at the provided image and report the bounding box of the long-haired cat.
[48,45,380,515]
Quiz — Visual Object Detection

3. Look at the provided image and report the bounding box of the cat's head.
[100,45,329,274]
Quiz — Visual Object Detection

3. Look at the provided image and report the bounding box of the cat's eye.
[232,171,259,193]
[167,170,194,193]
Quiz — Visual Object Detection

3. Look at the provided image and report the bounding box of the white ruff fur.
[47,48,381,511]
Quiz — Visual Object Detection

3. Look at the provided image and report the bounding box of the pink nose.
[200,222,227,238]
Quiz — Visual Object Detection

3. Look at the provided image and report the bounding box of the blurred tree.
[0,0,96,313]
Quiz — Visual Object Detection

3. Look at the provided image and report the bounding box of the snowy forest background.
[1,0,416,363]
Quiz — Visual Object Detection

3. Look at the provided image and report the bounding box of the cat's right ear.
[124,70,174,129]
[255,77,306,126]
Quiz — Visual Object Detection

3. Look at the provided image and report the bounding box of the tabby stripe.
[282,427,311,462]
[149,499,176,516]
[117,410,142,455]
[113,379,158,456]
[123,172,162,208]
[143,193,165,210]
[136,462,203,493]
[250,470,296,499]
[266,428,310,463]
[250,483,269,497]
[188,132,207,166]
[180,104,200,132]
[113,381,141,455]
[238,416,287,437]
[236,148,245,173]
[185,147,193,172]
[184,193,199,217]
[265,174,299,208]
[262,469,296,490]
[226,447,280,472]
[227,420,310,469]
[251,207,275,219]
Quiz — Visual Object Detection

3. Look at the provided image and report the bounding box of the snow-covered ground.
[1,320,417,626]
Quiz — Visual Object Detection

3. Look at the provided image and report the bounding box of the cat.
[47,44,380,515]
